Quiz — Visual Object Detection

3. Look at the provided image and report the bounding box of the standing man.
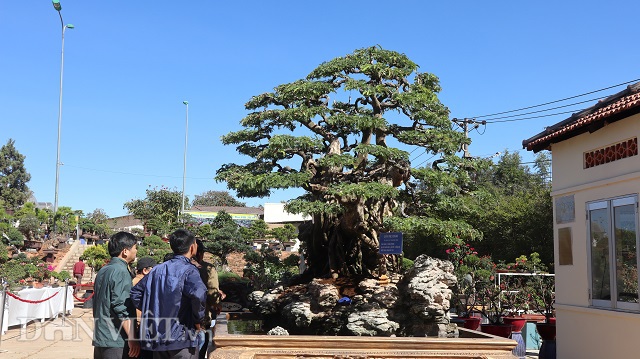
[192,239,225,359]
[131,229,207,359]
[73,258,86,294]
[93,231,140,359]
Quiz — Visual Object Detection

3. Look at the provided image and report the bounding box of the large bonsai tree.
[217,46,476,279]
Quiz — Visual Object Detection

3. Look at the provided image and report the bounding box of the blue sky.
[1,1,639,218]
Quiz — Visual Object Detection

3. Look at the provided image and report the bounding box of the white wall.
[550,116,640,358]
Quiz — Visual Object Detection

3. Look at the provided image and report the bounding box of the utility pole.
[452,118,486,159]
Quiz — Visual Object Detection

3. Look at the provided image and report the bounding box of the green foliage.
[80,244,110,271]
[4,227,24,247]
[18,215,41,240]
[80,208,112,238]
[216,46,473,278]
[0,259,27,284]
[401,257,414,272]
[53,206,78,235]
[270,224,297,242]
[240,220,269,241]
[192,190,246,207]
[218,270,248,284]
[0,139,31,210]
[50,270,71,282]
[467,151,553,267]
[243,247,299,290]
[124,186,187,236]
[137,235,172,264]
[203,211,253,266]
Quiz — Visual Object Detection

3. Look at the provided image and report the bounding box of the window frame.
[586,194,640,311]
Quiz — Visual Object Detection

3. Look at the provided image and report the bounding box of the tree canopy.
[192,190,246,207]
[217,46,475,278]
[124,186,189,236]
[0,139,31,211]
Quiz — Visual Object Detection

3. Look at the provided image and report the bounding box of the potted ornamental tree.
[528,275,556,359]
[478,281,512,338]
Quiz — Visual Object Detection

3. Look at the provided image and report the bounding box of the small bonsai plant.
[477,280,510,325]
[527,275,555,323]
[500,277,529,317]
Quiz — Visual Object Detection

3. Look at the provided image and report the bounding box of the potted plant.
[446,245,495,331]
[478,281,512,338]
[500,277,529,332]
[528,275,556,359]
[452,273,482,330]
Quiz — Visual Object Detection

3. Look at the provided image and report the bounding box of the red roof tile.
[523,83,640,152]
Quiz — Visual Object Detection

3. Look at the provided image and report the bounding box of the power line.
[469,78,640,119]
[481,95,607,121]
[484,109,577,123]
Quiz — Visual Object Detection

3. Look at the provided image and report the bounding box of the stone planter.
[481,324,513,338]
[536,322,556,359]
[461,316,482,331]
[502,317,526,332]
[212,315,519,358]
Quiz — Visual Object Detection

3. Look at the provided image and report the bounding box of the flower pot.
[503,317,526,332]
[461,317,481,331]
[535,322,556,340]
[481,324,512,338]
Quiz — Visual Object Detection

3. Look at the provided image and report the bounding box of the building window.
[587,195,639,310]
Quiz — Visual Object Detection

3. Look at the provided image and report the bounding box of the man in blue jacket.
[131,229,207,359]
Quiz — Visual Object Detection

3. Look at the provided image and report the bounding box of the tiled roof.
[107,214,143,229]
[190,205,264,215]
[523,83,640,152]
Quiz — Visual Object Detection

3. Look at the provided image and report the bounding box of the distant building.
[107,214,144,233]
[185,205,264,221]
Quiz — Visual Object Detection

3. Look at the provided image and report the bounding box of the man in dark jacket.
[93,231,140,359]
[131,229,207,359]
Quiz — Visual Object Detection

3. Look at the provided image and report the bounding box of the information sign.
[379,232,403,254]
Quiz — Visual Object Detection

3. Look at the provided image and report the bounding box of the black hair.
[196,238,204,257]
[108,231,137,258]
[169,229,196,255]
[163,253,175,262]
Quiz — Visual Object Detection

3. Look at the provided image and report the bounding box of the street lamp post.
[52,0,73,233]
[181,101,189,218]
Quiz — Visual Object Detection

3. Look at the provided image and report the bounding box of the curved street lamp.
[181,101,189,218]
[52,0,73,232]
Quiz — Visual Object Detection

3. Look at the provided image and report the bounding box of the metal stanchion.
[0,278,8,352]
[55,278,70,327]
[61,279,69,326]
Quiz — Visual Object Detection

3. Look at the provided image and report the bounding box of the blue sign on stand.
[379,232,403,254]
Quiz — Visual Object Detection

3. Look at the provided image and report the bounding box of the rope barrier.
[6,290,59,304]
[72,291,95,302]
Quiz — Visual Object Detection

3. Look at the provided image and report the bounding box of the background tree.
[270,224,297,242]
[80,244,110,276]
[124,186,189,236]
[202,211,252,267]
[0,139,31,210]
[14,202,41,240]
[467,151,553,266]
[217,46,471,278]
[136,234,172,264]
[240,219,269,241]
[192,190,246,207]
[53,206,78,236]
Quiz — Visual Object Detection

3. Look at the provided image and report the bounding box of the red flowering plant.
[477,280,510,325]
[500,277,529,316]
[446,244,496,317]
[525,275,555,323]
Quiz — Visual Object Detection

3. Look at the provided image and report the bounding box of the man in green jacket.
[93,231,140,359]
